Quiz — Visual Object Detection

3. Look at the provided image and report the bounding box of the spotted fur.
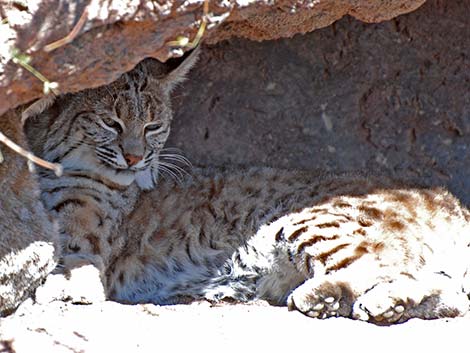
[108,167,470,325]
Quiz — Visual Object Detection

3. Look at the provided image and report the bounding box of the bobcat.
[25,48,470,325]
[0,108,60,317]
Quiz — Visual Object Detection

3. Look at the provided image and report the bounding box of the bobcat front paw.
[352,280,412,324]
[35,254,106,305]
[352,275,470,324]
[352,294,406,324]
[287,279,354,319]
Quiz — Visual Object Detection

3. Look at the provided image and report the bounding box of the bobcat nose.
[124,154,143,167]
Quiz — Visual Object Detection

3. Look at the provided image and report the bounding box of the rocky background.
[0,0,426,116]
[1,0,470,351]
[169,0,470,203]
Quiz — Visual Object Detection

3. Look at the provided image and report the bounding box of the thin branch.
[43,6,89,52]
[188,0,209,49]
[11,49,59,95]
[167,0,209,48]
[0,131,63,176]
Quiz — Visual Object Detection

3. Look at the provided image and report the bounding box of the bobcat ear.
[161,46,200,94]
[21,95,56,126]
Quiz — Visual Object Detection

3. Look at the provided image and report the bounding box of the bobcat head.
[24,48,199,190]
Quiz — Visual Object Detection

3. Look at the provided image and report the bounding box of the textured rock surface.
[0,109,59,317]
[0,0,427,116]
[0,300,468,353]
[169,0,470,203]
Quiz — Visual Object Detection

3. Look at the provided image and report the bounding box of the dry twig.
[43,5,89,52]
[11,49,59,95]
[167,0,209,49]
[0,132,63,176]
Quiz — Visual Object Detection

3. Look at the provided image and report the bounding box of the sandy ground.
[0,299,468,353]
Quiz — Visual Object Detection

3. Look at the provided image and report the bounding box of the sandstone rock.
[0,0,426,116]
[0,108,59,317]
[169,0,470,204]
